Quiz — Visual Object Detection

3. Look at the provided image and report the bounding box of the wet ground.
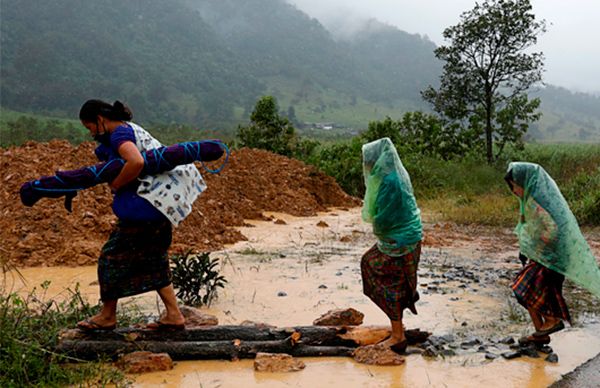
[4,208,600,388]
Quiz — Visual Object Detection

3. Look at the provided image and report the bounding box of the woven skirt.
[512,260,571,323]
[360,242,421,320]
[98,219,173,301]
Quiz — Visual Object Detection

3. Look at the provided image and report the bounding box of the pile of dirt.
[0,141,360,267]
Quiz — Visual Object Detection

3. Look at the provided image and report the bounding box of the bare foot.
[77,314,117,330]
[158,311,185,327]
[377,335,406,348]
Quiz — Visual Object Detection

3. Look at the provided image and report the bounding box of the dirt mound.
[0,141,360,267]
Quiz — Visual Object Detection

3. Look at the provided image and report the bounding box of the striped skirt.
[98,219,173,301]
[360,242,421,321]
[511,260,571,323]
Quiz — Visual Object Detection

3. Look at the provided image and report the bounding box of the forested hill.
[1,0,598,141]
[0,0,438,127]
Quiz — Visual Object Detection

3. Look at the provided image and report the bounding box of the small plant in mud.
[0,281,130,387]
[170,251,227,307]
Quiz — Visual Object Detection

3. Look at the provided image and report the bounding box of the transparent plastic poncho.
[362,138,422,254]
[508,162,600,298]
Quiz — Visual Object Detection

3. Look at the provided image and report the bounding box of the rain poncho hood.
[362,138,422,254]
[507,162,600,298]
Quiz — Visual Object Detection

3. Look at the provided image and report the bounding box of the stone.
[253,353,306,372]
[318,284,328,289]
[545,353,559,363]
[538,345,553,354]
[485,352,499,360]
[501,351,521,360]
[353,344,405,365]
[161,306,218,328]
[313,308,364,326]
[116,351,173,374]
[519,345,540,358]
[422,346,440,358]
[277,291,288,297]
[316,221,329,227]
[500,336,515,345]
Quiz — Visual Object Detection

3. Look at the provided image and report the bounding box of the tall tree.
[422,0,546,162]
[237,96,296,156]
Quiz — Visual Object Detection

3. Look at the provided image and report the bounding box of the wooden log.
[56,339,355,361]
[61,325,429,345]
[56,325,431,361]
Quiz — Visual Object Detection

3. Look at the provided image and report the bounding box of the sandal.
[390,340,408,354]
[145,320,185,331]
[533,321,564,337]
[77,318,116,332]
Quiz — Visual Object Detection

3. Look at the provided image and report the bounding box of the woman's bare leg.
[527,307,544,331]
[378,313,406,347]
[156,284,185,325]
[78,300,118,328]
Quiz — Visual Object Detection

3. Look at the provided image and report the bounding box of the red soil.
[0,141,359,267]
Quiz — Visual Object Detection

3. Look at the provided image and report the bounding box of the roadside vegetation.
[0,263,131,387]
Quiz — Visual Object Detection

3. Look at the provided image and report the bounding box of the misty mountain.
[1,0,598,141]
[0,0,438,125]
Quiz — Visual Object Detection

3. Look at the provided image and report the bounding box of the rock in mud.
[274,218,287,225]
[519,345,540,358]
[545,353,559,363]
[538,345,553,354]
[116,351,173,374]
[165,306,218,327]
[313,308,364,326]
[277,291,288,297]
[500,336,515,345]
[353,344,405,365]
[253,352,306,372]
[316,221,329,227]
[485,352,499,360]
[460,337,482,349]
[501,351,522,360]
[422,346,440,358]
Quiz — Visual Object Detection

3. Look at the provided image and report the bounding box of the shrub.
[170,251,227,307]
[0,281,128,387]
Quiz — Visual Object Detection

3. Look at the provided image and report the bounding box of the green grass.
[0,276,144,387]
[261,75,420,129]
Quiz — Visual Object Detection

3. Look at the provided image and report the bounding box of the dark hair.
[504,170,514,191]
[79,99,133,122]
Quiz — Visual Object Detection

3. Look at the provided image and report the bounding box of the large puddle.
[4,208,600,387]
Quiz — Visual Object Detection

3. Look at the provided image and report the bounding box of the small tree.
[422,0,546,163]
[238,96,296,156]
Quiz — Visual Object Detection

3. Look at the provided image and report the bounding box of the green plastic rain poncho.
[507,162,600,298]
[362,138,422,256]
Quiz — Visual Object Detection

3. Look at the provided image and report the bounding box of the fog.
[288,0,600,94]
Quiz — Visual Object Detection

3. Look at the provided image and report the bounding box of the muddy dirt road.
[7,208,600,388]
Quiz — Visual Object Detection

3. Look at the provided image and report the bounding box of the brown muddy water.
[4,208,600,388]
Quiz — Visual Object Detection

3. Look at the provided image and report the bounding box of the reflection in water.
[4,209,599,388]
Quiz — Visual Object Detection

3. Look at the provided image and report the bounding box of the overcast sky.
[288,0,600,94]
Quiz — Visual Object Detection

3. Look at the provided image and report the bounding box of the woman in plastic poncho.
[360,138,423,352]
[505,162,600,346]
